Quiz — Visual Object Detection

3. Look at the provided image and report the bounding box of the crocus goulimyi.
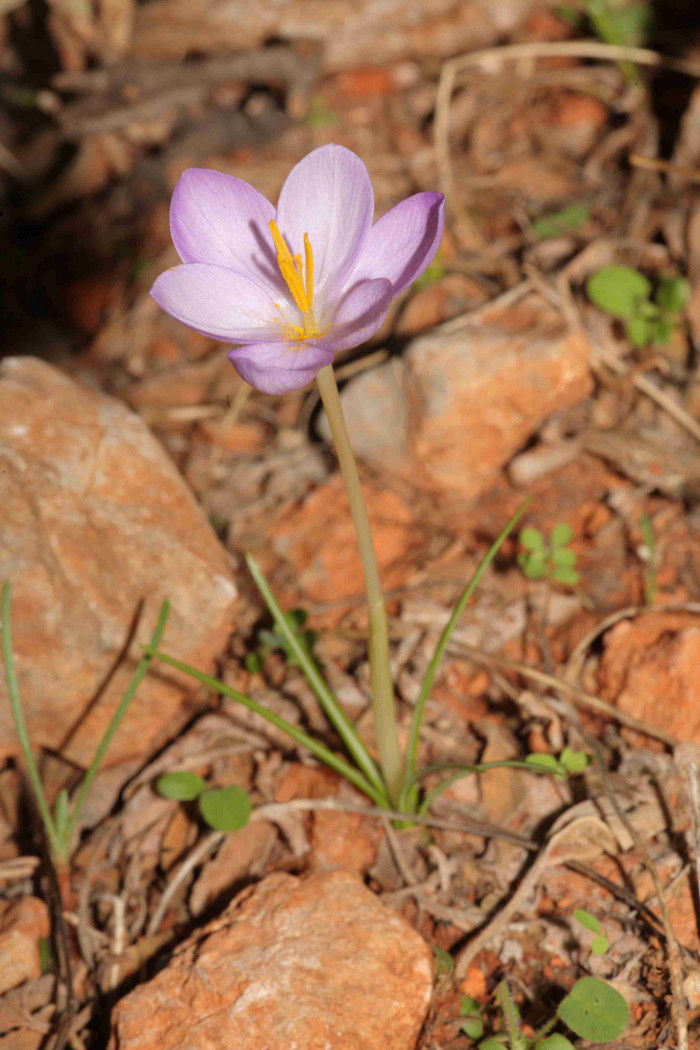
[151,144,444,393]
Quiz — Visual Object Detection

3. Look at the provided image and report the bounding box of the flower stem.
[315,365,403,805]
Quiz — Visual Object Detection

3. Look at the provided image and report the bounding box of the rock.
[110,869,433,1050]
[322,296,593,504]
[546,93,608,157]
[265,473,426,612]
[0,897,50,995]
[0,357,237,768]
[598,613,700,743]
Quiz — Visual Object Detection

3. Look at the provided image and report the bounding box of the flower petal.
[170,168,278,282]
[312,278,393,354]
[275,144,374,301]
[227,341,334,394]
[348,192,445,295]
[151,264,288,342]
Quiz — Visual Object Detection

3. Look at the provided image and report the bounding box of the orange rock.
[309,808,381,874]
[274,763,339,803]
[458,963,488,1002]
[0,897,50,994]
[267,474,426,612]
[322,296,593,506]
[333,67,395,99]
[190,822,276,914]
[598,613,700,743]
[547,93,608,156]
[0,357,237,767]
[109,870,433,1050]
[196,418,267,454]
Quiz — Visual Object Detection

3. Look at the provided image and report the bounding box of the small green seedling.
[586,266,689,348]
[524,747,589,779]
[414,253,446,288]
[470,973,628,1048]
[518,525,579,587]
[585,0,651,82]
[245,607,317,673]
[460,996,485,1041]
[156,771,252,833]
[573,909,610,956]
[531,203,590,240]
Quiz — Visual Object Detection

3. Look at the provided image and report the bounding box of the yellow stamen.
[304,233,314,310]
[269,219,321,340]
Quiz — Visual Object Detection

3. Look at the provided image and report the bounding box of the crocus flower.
[151,144,444,394]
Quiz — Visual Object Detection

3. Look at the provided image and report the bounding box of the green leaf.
[587,266,651,319]
[557,976,629,1041]
[550,523,573,547]
[551,547,576,568]
[520,527,546,551]
[552,565,579,586]
[624,313,652,347]
[53,788,71,837]
[414,257,446,288]
[573,908,600,933]
[198,785,252,832]
[532,203,590,239]
[558,747,589,773]
[591,933,610,954]
[39,936,54,975]
[156,770,207,801]
[461,1016,484,1039]
[244,652,264,673]
[525,753,564,776]
[534,1036,575,1050]
[649,316,674,345]
[434,944,454,976]
[460,996,482,1017]
[656,275,690,314]
[479,1039,509,1049]
[519,550,548,580]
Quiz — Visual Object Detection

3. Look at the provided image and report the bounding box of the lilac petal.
[151,264,288,342]
[275,145,374,302]
[228,341,334,394]
[312,278,393,355]
[348,192,445,295]
[170,169,278,282]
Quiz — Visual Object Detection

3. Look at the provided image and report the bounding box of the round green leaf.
[656,275,690,314]
[557,977,629,1042]
[573,908,600,933]
[525,753,563,776]
[625,313,651,347]
[552,547,576,568]
[553,566,579,586]
[199,785,252,831]
[479,1039,508,1049]
[535,1036,575,1050]
[587,266,651,319]
[591,934,610,955]
[461,1016,484,1039]
[460,996,482,1016]
[649,316,674,345]
[520,527,546,551]
[156,770,207,801]
[559,747,589,773]
[550,523,573,547]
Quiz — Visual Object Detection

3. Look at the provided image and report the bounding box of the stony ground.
[0,1,699,1048]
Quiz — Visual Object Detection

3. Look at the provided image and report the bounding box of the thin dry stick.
[564,601,700,687]
[435,40,700,205]
[597,352,700,444]
[629,153,700,183]
[448,640,678,746]
[573,719,689,1050]
[146,798,539,935]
